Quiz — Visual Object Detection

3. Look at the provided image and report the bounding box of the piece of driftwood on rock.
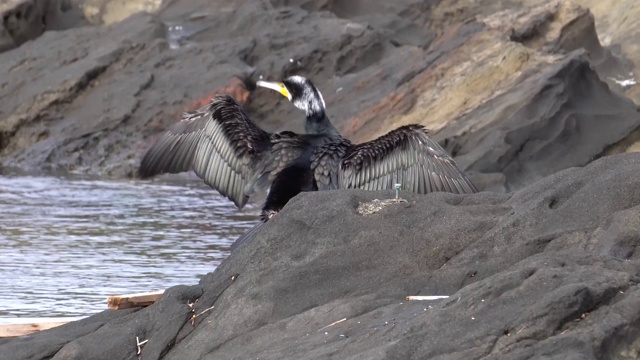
[107,291,164,310]
[0,322,67,338]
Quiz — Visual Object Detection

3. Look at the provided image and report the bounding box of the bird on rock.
[138,75,477,222]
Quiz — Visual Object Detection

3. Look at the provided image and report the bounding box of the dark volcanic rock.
[3,152,640,359]
[1,0,639,194]
[437,52,640,191]
[0,0,88,53]
[0,1,427,177]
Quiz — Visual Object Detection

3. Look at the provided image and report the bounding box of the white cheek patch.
[302,90,324,115]
[317,90,326,109]
[293,98,305,110]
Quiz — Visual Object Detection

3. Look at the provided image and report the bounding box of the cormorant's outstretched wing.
[311,139,350,191]
[138,94,272,208]
[338,125,477,194]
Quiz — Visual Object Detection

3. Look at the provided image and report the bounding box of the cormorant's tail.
[230,222,265,252]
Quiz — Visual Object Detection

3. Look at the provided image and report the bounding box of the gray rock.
[0,0,49,52]
[0,0,87,53]
[3,152,640,359]
[1,0,639,196]
[0,2,405,177]
[437,52,640,191]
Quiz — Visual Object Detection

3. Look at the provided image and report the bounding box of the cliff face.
[1,0,639,193]
[2,152,640,359]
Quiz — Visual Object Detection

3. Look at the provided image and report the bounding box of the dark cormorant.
[138,75,477,221]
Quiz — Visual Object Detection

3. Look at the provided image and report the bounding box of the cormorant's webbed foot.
[260,209,279,222]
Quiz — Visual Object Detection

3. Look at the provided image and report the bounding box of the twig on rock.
[186,298,200,325]
[406,296,449,301]
[318,318,347,331]
[195,305,216,317]
[136,336,148,356]
[187,299,199,309]
[190,305,215,326]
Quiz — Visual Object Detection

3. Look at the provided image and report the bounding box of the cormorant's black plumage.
[138,75,477,221]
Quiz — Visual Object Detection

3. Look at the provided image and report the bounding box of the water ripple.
[0,175,258,323]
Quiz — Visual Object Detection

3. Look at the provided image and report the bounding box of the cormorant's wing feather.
[338,125,477,194]
[137,110,206,177]
[138,94,272,208]
[311,139,350,191]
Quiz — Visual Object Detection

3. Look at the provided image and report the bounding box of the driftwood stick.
[318,318,347,331]
[0,322,68,338]
[406,296,450,301]
[136,336,148,355]
[108,291,164,310]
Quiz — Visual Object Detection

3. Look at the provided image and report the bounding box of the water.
[0,175,259,324]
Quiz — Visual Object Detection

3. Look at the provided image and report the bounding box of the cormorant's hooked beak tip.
[256,80,291,100]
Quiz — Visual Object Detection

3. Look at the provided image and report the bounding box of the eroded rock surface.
[2,2,640,359]
[2,153,640,359]
[1,0,640,193]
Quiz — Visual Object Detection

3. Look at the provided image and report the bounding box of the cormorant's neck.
[305,110,340,137]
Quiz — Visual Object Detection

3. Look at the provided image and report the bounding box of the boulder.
[0,0,50,52]
[573,0,640,102]
[0,0,88,53]
[2,152,640,359]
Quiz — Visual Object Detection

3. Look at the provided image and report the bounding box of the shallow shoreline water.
[0,175,258,322]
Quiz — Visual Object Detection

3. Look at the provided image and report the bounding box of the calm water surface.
[0,175,258,324]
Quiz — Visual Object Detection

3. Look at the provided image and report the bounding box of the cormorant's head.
[256,75,326,116]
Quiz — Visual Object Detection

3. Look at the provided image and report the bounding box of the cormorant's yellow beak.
[256,80,291,100]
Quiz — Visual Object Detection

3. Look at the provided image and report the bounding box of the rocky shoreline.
[2,0,640,359]
[2,153,640,359]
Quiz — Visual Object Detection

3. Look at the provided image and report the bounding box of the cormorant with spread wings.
[138,75,477,221]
